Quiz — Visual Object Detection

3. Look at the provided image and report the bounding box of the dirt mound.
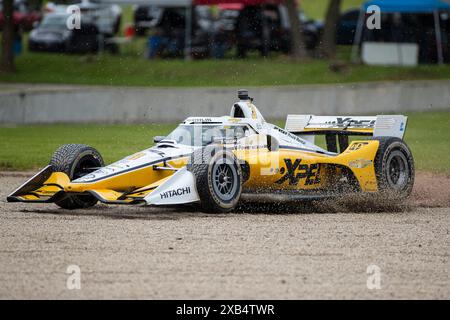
[410,171,450,208]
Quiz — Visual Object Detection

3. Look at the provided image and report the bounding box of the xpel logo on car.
[275,159,321,186]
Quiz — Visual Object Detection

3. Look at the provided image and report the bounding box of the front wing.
[7,166,201,207]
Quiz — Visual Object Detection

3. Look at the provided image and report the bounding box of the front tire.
[50,144,104,209]
[187,147,242,213]
[373,137,414,199]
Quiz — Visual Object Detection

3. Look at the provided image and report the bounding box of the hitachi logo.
[160,187,191,199]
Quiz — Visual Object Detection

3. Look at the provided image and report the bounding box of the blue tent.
[352,0,450,64]
[364,0,450,13]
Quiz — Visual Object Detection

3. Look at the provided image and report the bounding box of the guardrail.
[0,80,449,124]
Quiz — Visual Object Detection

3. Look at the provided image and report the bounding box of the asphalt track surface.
[0,172,449,299]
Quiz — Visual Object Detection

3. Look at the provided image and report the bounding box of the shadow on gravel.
[18,205,224,221]
[236,196,412,215]
[18,195,412,220]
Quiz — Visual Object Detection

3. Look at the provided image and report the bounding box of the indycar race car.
[7,90,414,212]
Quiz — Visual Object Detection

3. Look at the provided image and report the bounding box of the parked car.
[0,0,42,31]
[44,1,121,36]
[28,12,99,53]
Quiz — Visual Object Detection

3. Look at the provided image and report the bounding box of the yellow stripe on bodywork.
[301,128,373,134]
[34,185,63,196]
[18,194,41,201]
[66,158,188,193]
[126,175,173,199]
[45,172,71,186]
[89,189,129,202]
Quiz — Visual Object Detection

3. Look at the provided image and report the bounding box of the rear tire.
[373,137,414,199]
[187,147,242,213]
[50,144,104,209]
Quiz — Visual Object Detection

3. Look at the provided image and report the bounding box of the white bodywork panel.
[284,115,315,144]
[373,115,408,139]
[144,168,200,205]
[230,101,266,124]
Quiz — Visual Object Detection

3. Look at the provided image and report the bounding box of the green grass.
[0,112,449,173]
[2,51,450,87]
[0,123,176,170]
[302,0,365,20]
[403,111,450,174]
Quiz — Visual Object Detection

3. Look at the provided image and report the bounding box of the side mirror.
[267,134,279,152]
[153,136,165,143]
[32,21,40,29]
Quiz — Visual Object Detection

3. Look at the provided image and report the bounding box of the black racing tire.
[50,144,104,210]
[187,146,242,213]
[373,137,415,199]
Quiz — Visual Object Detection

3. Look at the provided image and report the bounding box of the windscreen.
[163,124,252,147]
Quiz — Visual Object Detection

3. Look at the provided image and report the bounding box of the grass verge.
[302,0,364,20]
[2,51,450,87]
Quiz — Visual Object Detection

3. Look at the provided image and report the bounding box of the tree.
[321,0,342,59]
[285,0,307,59]
[1,0,16,73]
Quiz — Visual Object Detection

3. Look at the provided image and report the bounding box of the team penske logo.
[160,187,191,199]
[275,159,321,186]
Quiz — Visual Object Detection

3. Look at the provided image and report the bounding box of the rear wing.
[285,115,408,153]
[285,115,407,138]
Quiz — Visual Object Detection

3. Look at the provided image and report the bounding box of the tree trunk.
[321,0,342,59]
[1,0,16,73]
[285,0,307,59]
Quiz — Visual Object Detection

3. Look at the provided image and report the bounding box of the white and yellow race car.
[7,90,415,212]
